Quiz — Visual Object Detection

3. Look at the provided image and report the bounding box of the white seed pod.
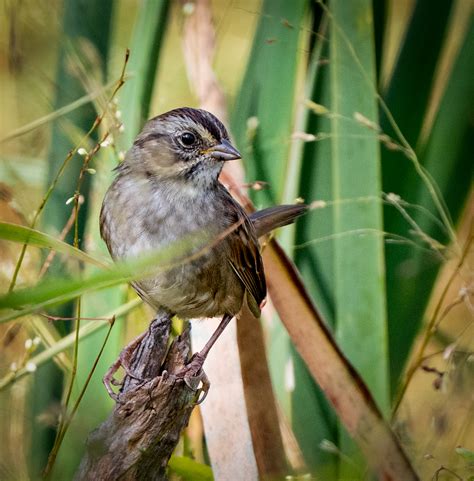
[25,362,37,373]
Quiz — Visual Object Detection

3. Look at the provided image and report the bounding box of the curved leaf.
[0,232,208,322]
[0,222,107,268]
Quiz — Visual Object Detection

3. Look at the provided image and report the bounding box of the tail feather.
[250,204,308,238]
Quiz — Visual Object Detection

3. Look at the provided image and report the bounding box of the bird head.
[125,107,241,186]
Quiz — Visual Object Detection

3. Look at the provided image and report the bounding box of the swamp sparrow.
[100,107,306,398]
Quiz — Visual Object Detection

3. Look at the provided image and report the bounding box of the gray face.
[127,108,240,185]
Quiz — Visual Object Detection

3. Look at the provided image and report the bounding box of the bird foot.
[103,331,147,401]
[103,359,124,402]
[177,353,210,404]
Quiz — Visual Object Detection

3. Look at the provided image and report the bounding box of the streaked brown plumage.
[100,107,306,398]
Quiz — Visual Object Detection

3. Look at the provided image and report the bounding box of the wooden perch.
[74,311,205,481]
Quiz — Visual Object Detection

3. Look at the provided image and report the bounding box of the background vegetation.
[0,0,472,480]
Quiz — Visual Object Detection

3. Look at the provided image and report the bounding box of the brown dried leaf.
[263,240,420,481]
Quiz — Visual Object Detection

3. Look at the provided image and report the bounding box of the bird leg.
[177,313,233,398]
[103,330,147,399]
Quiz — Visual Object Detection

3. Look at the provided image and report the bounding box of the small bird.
[100,107,306,398]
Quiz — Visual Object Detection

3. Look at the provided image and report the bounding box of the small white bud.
[319,439,339,454]
[251,181,266,191]
[386,192,401,203]
[292,131,317,142]
[459,286,468,298]
[26,362,37,373]
[86,168,96,175]
[310,200,327,209]
[10,362,18,372]
[443,343,455,360]
[246,116,259,132]
[77,147,87,156]
[33,337,41,346]
[182,2,195,15]
[24,339,33,350]
[118,151,125,162]
[115,110,122,119]
[118,124,125,133]
[100,138,112,148]
[65,196,75,205]
[354,111,380,131]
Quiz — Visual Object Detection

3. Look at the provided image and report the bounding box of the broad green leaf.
[231,0,308,207]
[417,18,474,231]
[295,43,335,329]
[330,0,388,412]
[329,0,389,476]
[292,13,338,474]
[381,0,453,145]
[0,222,106,269]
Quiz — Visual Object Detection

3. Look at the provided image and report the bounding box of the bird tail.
[250,203,308,238]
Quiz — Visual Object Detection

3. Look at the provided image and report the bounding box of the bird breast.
[100,174,245,318]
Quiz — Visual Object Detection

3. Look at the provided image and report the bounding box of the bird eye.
[180,132,196,147]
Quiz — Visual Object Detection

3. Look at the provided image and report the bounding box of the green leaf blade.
[329,1,390,476]
[231,0,308,206]
[0,222,106,269]
[330,0,389,414]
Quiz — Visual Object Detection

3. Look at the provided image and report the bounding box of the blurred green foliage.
[0,0,472,480]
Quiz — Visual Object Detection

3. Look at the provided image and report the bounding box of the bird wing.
[228,204,307,314]
[223,196,266,318]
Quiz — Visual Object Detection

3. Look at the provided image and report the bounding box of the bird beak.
[207,139,241,161]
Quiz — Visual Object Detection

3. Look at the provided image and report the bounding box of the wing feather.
[221,190,266,317]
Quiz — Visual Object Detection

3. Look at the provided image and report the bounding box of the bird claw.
[184,370,210,405]
[103,331,147,401]
[119,355,145,381]
[195,372,210,405]
[103,357,124,401]
[177,353,210,404]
